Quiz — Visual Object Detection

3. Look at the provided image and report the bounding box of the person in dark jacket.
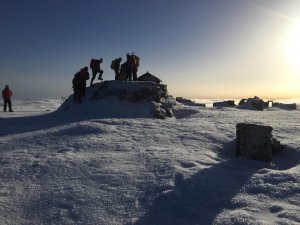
[81,67,89,97]
[131,54,140,81]
[119,62,128,81]
[90,58,103,86]
[111,57,122,80]
[125,53,133,81]
[72,67,89,103]
[2,85,13,112]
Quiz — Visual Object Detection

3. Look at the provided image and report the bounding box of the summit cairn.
[60,80,175,119]
[90,81,174,119]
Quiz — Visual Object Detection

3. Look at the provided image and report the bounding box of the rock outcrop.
[176,97,205,107]
[60,80,175,119]
[272,102,297,110]
[238,96,269,110]
[213,100,235,107]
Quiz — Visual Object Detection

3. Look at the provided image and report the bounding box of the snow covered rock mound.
[238,96,268,110]
[272,102,297,110]
[58,81,175,119]
[176,97,205,107]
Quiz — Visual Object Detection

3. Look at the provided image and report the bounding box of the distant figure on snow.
[2,85,13,112]
[111,57,122,80]
[90,58,103,86]
[72,67,89,103]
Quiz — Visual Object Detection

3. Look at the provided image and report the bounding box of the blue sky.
[1,0,300,99]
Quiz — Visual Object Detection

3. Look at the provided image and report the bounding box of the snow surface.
[0,90,299,225]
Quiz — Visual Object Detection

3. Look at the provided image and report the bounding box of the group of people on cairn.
[72,53,140,103]
[2,85,13,112]
[111,53,140,81]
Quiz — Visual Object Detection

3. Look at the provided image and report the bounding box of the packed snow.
[0,84,299,225]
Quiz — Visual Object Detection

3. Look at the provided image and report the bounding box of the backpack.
[72,73,81,87]
[90,59,99,69]
[135,56,140,67]
[131,55,140,67]
[2,88,12,98]
[110,59,116,70]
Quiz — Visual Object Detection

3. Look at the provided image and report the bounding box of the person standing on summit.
[125,53,133,81]
[111,57,122,80]
[90,58,103,86]
[131,53,140,81]
[125,53,140,81]
[2,85,13,112]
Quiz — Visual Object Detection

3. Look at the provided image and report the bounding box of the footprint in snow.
[180,161,198,168]
[270,204,284,213]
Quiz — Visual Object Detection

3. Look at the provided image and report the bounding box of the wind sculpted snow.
[0,98,299,225]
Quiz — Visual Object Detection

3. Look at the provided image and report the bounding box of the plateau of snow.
[0,83,299,225]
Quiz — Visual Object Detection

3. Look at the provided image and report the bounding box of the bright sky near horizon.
[0,0,300,100]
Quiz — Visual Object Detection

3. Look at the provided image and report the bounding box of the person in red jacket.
[2,85,13,112]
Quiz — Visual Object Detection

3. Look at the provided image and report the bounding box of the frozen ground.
[0,91,299,225]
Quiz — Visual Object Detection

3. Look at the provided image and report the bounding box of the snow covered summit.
[58,80,175,119]
[0,95,299,225]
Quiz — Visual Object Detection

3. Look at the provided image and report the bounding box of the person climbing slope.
[90,58,104,86]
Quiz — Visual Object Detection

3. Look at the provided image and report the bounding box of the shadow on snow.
[132,140,300,225]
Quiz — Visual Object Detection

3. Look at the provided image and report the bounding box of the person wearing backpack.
[119,62,128,81]
[90,58,103,86]
[111,57,122,80]
[131,54,140,81]
[2,85,13,112]
[125,53,133,81]
[81,67,89,97]
[72,67,89,103]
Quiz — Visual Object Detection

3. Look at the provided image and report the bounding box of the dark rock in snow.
[236,123,273,161]
[238,96,267,111]
[213,100,235,107]
[272,102,297,110]
[176,97,205,107]
[271,138,285,154]
[236,123,286,160]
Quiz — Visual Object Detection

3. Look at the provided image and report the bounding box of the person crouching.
[72,68,88,103]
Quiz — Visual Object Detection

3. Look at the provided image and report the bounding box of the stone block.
[236,123,273,161]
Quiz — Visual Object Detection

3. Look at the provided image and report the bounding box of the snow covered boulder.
[236,123,273,161]
[58,80,175,119]
[238,96,268,111]
[272,102,297,110]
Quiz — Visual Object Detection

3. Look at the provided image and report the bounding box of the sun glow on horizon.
[285,20,300,72]
[282,19,300,97]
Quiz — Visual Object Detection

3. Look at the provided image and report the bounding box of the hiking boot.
[9,110,13,112]
[98,76,103,80]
